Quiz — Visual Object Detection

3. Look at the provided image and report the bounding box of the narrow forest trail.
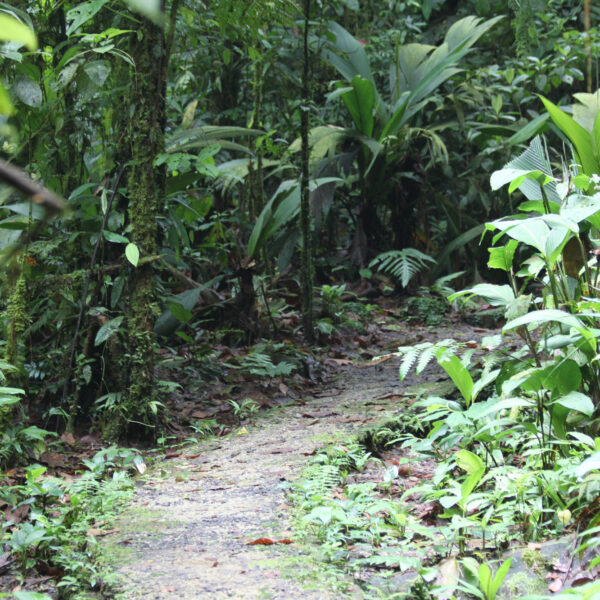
[103,324,484,599]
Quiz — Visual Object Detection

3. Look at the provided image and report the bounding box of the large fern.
[369,248,436,288]
[396,339,459,381]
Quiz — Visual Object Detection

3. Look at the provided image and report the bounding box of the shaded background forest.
[0,0,597,444]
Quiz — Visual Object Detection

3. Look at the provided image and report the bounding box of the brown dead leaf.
[247,538,275,545]
[60,432,76,445]
[40,451,66,468]
[548,579,563,593]
[324,358,354,367]
[165,451,181,459]
[86,528,119,537]
[4,504,30,524]
[246,538,293,546]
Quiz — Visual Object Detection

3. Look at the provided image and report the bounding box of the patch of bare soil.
[102,321,494,599]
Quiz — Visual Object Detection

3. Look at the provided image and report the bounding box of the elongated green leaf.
[104,231,129,244]
[449,283,515,307]
[540,95,600,176]
[342,76,375,136]
[490,558,512,600]
[436,348,473,405]
[166,301,193,323]
[503,309,583,332]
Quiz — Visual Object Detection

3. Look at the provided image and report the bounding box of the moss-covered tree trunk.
[300,0,314,344]
[120,15,166,439]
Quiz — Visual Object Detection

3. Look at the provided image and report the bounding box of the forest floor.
[100,316,491,599]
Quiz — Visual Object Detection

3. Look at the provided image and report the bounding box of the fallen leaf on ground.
[86,528,119,537]
[246,538,293,545]
[164,451,181,459]
[548,578,563,593]
[60,432,76,445]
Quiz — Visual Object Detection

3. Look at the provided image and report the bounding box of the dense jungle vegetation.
[5,0,600,598]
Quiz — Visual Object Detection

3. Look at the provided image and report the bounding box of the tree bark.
[119,13,167,439]
[300,0,314,343]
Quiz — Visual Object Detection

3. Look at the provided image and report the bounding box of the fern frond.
[416,344,437,375]
[395,338,461,381]
[398,346,420,381]
[369,248,436,288]
[301,464,341,496]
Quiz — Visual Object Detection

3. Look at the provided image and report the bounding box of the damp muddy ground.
[101,321,489,599]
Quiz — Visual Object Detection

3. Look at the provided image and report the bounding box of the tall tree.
[120,6,169,439]
[300,0,314,343]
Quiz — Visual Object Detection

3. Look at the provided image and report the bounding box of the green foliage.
[369,248,436,288]
[0,448,135,595]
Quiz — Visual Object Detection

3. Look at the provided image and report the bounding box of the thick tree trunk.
[119,16,166,439]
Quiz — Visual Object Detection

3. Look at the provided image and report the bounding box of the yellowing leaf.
[125,242,139,266]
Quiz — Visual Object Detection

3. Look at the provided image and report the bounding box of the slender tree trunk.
[120,13,167,439]
[300,0,314,343]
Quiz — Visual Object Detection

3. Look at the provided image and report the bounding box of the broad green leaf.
[0,14,37,50]
[436,348,473,405]
[553,391,594,416]
[575,452,600,478]
[125,242,140,266]
[94,316,123,346]
[503,309,583,332]
[83,60,110,87]
[504,294,532,322]
[449,283,515,308]
[455,449,484,504]
[491,218,549,254]
[154,287,206,336]
[487,240,518,271]
[103,231,129,243]
[14,77,42,108]
[561,194,600,224]
[0,396,21,407]
[167,301,193,323]
[66,0,110,36]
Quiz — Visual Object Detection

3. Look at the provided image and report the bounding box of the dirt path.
[103,325,484,599]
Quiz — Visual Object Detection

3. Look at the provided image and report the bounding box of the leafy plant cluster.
[0,445,137,597]
[293,89,600,598]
